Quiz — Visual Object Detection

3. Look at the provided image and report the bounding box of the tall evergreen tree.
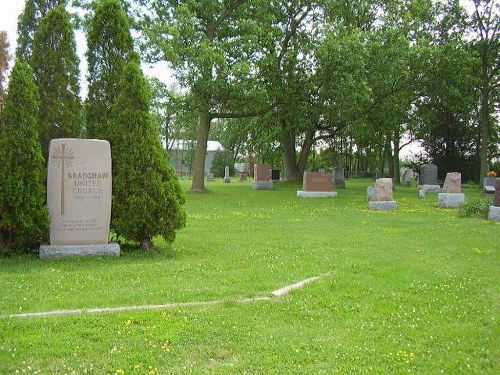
[16,0,66,62]
[85,0,134,139]
[0,61,49,251]
[0,31,10,114]
[31,5,82,159]
[109,53,186,249]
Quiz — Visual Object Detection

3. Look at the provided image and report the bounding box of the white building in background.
[165,140,223,176]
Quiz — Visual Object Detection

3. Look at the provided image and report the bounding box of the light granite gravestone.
[368,178,397,210]
[418,164,440,193]
[438,172,465,208]
[333,166,346,189]
[402,168,411,187]
[39,139,119,259]
[224,166,231,183]
[488,178,500,221]
[297,172,337,198]
[252,164,273,190]
[206,172,215,181]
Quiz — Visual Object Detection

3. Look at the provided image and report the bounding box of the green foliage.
[85,0,134,139]
[457,197,491,219]
[31,5,82,158]
[15,0,66,61]
[0,61,49,251]
[109,53,186,248]
[0,31,10,111]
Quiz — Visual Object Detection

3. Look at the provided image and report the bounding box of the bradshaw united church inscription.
[47,139,112,245]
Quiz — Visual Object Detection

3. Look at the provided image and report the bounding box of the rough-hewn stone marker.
[438,172,465,208]
[368,178,397,210]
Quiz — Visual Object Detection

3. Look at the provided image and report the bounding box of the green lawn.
[0,178,498,374]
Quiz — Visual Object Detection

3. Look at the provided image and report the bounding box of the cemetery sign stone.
[40,138,119,258]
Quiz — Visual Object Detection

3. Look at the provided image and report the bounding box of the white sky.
[0,0,174,98]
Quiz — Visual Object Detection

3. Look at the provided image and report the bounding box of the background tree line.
[134,0,498,191]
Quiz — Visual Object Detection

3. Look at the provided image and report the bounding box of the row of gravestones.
[39,143,499,260]
[249,163,500,219]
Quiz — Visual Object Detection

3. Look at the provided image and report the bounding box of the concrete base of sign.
[438,193,465,208]
[252,181,273,190]
[297,191,338,198]
[39,243,120,259]
[488,206,500,221]
[418,184,441,193]
[368,201,397,210]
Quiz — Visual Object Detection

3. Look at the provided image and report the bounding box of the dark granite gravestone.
[418,163,440,193]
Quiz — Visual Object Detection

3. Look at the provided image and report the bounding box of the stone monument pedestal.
[297,191,337,198]
[489,206,500,221]
[40,243,120,259]
[368,201,397,210]
[438,193,465,208]
[418,184,441,193]
[252,181,273,190]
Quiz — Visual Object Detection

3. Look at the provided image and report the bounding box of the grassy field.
[0,178,498,374]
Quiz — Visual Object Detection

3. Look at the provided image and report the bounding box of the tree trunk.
[479,59,490,187]
[281,121,299,181]
[393,130,400,184]
[191,109,211,192]
[296,130,314,180]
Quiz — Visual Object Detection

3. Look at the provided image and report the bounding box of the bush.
[457,197,491,219]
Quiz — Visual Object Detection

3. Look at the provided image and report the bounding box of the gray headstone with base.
[224,166,231,183]
[333,166,346,189]
[402,168,411,187]
[40,139,120,259]
[483,176,496,195]
[418,164,440,193]
[488,178,500,221]
[439,172,465,208]
[368,178,397,210]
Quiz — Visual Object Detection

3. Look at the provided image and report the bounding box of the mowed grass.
[0,178,498,374]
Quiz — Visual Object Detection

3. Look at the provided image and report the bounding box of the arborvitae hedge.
[85,0,133,140]
[31,5,82,159]
[0,61,49,252]
[109,53,186,248]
